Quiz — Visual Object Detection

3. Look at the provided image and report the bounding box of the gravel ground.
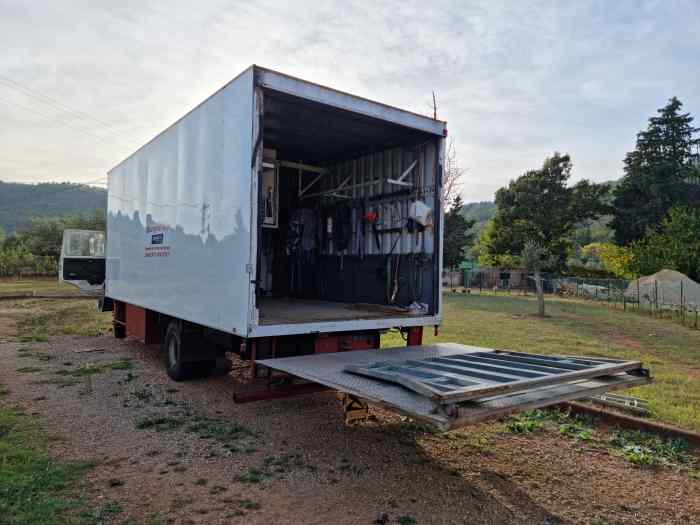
[1,334,699,524]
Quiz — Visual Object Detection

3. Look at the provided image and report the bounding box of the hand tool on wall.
[363,211,381,252]
[355,206,365,259]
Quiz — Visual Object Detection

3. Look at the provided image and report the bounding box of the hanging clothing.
[287,208,317,255]
[287,208,318,296]
[333,204,352,252]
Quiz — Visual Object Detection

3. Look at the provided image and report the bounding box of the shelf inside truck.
[257,343,650,430]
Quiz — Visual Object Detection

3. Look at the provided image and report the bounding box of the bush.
[630,206,700,282]
[505,410,547,433]
[609,430,696,468]
[0,211,105,277]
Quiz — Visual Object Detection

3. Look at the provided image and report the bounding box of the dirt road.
[1,334,698,524]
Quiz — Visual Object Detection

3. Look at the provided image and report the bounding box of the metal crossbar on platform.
[345,350,643,403]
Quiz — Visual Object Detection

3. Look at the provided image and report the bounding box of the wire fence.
[444,270,700,329]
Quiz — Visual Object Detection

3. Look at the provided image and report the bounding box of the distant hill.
[461,201,497,240]
[461,201,497,223]
[0,181,107,233]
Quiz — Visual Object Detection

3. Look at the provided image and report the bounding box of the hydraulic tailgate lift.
[257,343,650,431]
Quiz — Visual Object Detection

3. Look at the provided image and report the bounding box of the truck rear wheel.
[113,323,126,339]
[164,320,216,381]
[165,321,191,381]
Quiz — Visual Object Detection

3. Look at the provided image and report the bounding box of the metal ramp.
[257,343,650,431]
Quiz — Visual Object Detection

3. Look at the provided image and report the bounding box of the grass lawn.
[15,300,113,342]
[0,393,92,524]
[384,292,700,432]
[0,298,112,343]
[0,277,81,296]
[0,393,126,524]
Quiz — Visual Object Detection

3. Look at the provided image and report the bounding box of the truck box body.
[106,66,446,338]
[103,66,650,426]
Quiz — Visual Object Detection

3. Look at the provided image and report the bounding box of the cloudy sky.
[1,0,699,202]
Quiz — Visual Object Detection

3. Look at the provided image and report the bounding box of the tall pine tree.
[612,97,700,245]
[443,195,475,269]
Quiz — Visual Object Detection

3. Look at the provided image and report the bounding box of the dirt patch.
[1,336,512,524]
[610,334,645,351]
[0,301,49,342]
[1,335,699,524]
[0,314,18,339]
[424,427,699,524]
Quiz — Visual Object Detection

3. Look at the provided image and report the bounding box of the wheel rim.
[168,337,178,367]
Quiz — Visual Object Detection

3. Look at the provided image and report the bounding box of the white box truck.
[85,66,649,429]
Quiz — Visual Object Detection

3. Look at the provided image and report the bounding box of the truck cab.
[59,229,106,295]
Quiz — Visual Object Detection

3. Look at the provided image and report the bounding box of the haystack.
[625,269,700,309]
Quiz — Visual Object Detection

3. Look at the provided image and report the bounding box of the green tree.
[521,240,558,317]
[630,206,700,281]
[68,208,106,232]
[23,216,65,259]
[443,195,475,269]
[0,210,106,277]
[23,210,106,260]
[0,244,35,277]
[580,242,635,279]
[1,233,25,251]
[479,153,609,269]
[612,97,700,245]
[474,220,518,267]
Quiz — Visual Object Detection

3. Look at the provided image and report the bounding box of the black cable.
[0,96,135,148]
[0,75,128,138]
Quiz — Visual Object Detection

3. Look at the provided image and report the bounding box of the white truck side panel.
[106,67,255,335]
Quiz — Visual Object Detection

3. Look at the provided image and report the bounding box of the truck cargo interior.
[255,88,441,326]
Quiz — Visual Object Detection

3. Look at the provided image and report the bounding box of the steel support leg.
[406,326,423,346]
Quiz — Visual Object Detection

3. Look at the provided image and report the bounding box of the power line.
[0,91,142,191]
[0,72,151,210]
[0,77,141,150]
[0,74,126,137]
[0,96,62,124]
[0,94,138,150]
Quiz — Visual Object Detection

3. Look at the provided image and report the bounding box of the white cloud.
[1,0,699,200]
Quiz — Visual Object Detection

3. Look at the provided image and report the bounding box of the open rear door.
[257,343,651,430]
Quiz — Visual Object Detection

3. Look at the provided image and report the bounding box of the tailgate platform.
[257,343,650,430]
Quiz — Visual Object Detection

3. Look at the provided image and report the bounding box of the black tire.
[191,360,217,377]
[164,320,190,381]
[164,321,215,381]
[113,323,126,339]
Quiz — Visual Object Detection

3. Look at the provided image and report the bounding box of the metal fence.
[454,271,700,329]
